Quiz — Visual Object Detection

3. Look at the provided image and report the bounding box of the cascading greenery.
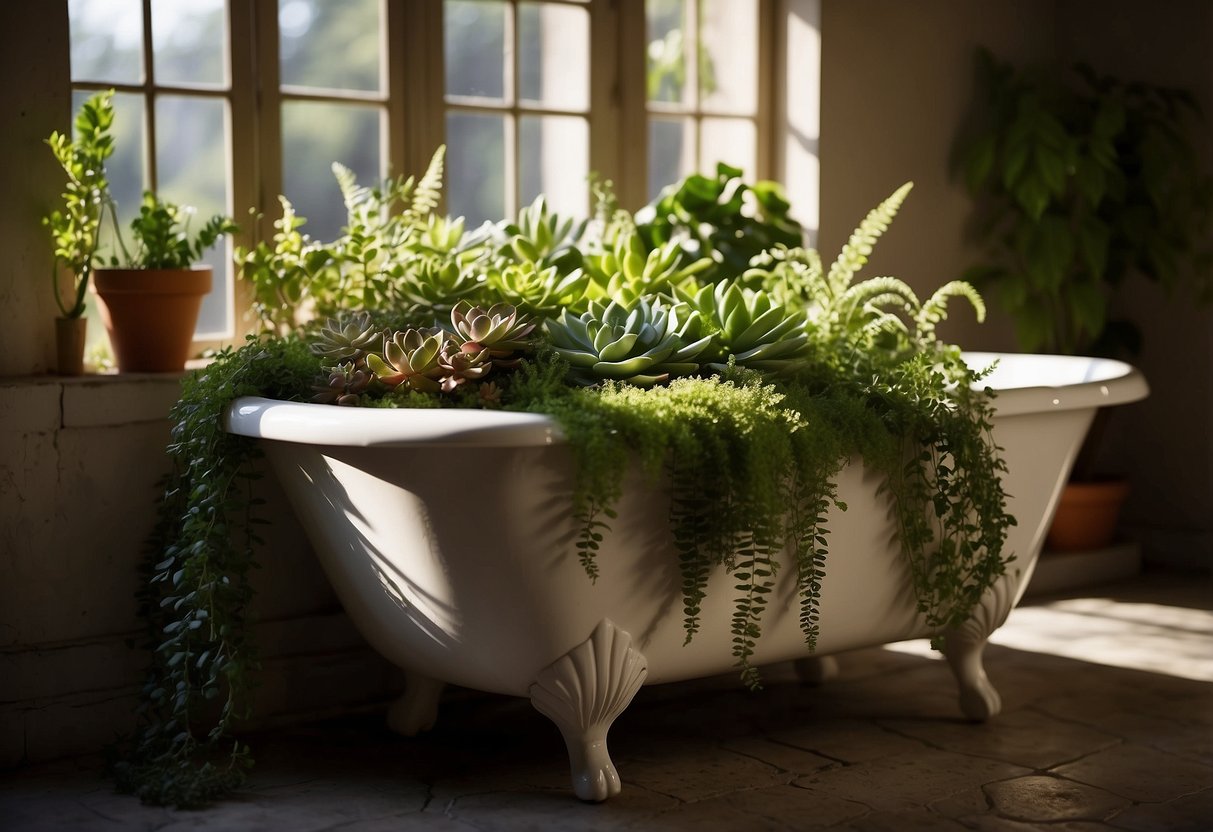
[120,148,1014,807]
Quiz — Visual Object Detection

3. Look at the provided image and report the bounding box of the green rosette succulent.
[310,312,382,366]
[684,280,811,373]
[366,328,446,393]
[486,261,590,319]
[449,301,537,367]
[395,256,487,317]
[583,233,712,305]
[497,195,586,273]
[546,297,714,387]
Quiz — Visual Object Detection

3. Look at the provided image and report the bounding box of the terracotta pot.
[55,316,87,376]
[1045,479,1130,552]
[93,266,211,373]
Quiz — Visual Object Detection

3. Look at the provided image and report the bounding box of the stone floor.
[3,570,1211,831]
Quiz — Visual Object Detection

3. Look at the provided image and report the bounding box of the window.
[62,0,817,352]
[68,0,235,350]
[645,0,762,199]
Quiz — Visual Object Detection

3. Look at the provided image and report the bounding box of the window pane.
[69,0,143,83]
[156,96,231,335]
[447,112,506,226]
[520,115,588,217]
[282,101,383,241]
[72,90,147,258]
[648,117,693,200]
[279,0,382,92]
[152,0,227,88]
[699,0,757,115]
[519,2,588,111]
[646,0,687,105]
[701,117,756,179]
[445,0,507,100]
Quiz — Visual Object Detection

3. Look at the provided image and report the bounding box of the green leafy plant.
[115,192,238,270]
[635,162,804,281]
[43,89,116,318]
[954,47,1213,355]
[121,157,1012,809]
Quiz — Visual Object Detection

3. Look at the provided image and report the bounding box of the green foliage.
[954,47,1213,355]
[112,336,319,808]
[635,162,804,281]
[120,192,239,270]
[44,90,237,312]
[43,89,116,318]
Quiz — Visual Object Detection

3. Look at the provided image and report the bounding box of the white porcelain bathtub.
[224,352,1147,801]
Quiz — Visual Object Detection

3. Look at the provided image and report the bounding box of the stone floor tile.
[839,808,972,831]
[1054,744,1213,803]
[609,740,792,801]
[1107,787,1213,832]
[878,708,1121,769]
[1039,693,1213,766]
[441,784,676,831]
[958,816,1113,832]
[720,736,837,774]
[984,774,1131,823]
[637,784,868,831]
[767,718,926,764]
[792,747,1029,813]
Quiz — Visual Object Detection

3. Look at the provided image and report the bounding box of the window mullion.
[612,0,649,212]
[142,0,157,192]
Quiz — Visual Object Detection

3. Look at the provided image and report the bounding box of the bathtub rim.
[223,351,1148,447]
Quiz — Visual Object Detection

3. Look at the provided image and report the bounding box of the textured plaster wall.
[0,377,403,767]
[819,0,1213,570]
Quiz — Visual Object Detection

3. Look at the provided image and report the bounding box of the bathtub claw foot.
[529,619,648,802]
[944,634,1001,721]
[794,654,839,686]
[387,672,445,736]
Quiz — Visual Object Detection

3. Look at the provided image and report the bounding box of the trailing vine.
[119,154,1015,806]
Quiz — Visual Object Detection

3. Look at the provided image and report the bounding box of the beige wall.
[819,0,1213,570]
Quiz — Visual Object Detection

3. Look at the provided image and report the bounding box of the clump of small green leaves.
[113,336,318,808]
[44,89,116,318]
[116,192,239,270]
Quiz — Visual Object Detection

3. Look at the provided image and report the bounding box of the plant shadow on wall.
[44,90,237,375]
[111,149,1014,807]
[952,47,1213,550]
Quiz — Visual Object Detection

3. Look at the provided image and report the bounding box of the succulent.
[437,342,493,392]
[395,256,487,317]
[583,234,712,304]
[311,362,373,406]
[684,281,811,373]
[486,261,591,319]
[449,301,536,367]
[366,328,446,393]
[497,195,586,272]
[546,297,714,387]
[310,312,382,366]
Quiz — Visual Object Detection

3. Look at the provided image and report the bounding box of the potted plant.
[953,47,1213,550]
[43,89,115,374]
[94,191,237,372]
[46,90,238,374]
[113,153,1020,807]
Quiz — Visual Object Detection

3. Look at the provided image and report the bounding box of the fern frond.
[332,163,369,214]
[827,182,913,297]
[837,276,920,329]
[406,145,446,224]
[915,280,987,342]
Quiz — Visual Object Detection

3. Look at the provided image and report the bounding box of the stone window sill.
[0,370,192,431]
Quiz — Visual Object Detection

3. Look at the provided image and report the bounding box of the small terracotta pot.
[55,316,87,376]
[1045,479,1130,552]
[93,266,211,373]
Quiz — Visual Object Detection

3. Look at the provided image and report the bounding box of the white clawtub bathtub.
[225,352,1147,801]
